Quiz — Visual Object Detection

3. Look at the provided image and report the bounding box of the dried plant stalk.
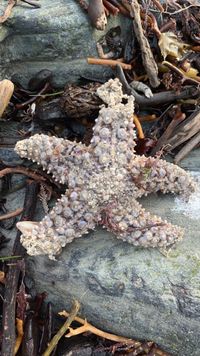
[14,319,24,355]
[133,115,145,139]
[0,79,14,117]
[59,310,136,344]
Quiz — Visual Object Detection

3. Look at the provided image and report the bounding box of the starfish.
[15,79,196,259]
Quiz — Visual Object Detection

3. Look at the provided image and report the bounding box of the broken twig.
[116,64,200,107]
[87,57,132,70]
[15,82,50,109]
[0,166,46,182]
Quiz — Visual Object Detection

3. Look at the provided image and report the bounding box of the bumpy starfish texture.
[15,79,196,259]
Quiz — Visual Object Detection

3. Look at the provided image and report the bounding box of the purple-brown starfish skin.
[15,79,196,259]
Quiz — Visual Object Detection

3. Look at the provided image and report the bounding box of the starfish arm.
[90,79,136,167]
[17,188,100,259]
[129,155,196,199]
[102,198,184,248]
[15,134,89,184]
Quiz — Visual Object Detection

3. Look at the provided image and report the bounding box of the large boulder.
[0,0,128,87]
[0,125,200,355]
[25,163,200,356]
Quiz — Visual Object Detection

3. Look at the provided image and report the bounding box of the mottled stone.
[0,0,129,87]
[25,183,200,356]
[0,153,200,356]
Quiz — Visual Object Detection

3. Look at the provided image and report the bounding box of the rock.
[24,164,200,356]
[0,145,200,356]
[0,0,129,88]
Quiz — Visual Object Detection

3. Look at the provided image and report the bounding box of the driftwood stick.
[167,110,200,150]
[150,118,182,156]
[163,61,200,86]
[0,80,14,117]
[115,64,200,108]
[174,132,200,164]
[1,181,39,356]
[129,0,160,87]
[42,300,80,356]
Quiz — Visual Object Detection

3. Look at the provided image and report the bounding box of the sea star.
[15,79,196,259]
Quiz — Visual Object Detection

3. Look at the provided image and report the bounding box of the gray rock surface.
[0,150,200,356]
[0,0,129,87]
[25,181,200,356]
[1,151,199,356]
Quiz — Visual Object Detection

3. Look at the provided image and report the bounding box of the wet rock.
[34,98,86,137]
[0,0,129,88]
[56,338,95,356]
[0,199,16,229]
[34,99,66,128]
[28,69,53,91]
[24,163,200,356]
[67,119,86,137]
[0,144,200,355]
